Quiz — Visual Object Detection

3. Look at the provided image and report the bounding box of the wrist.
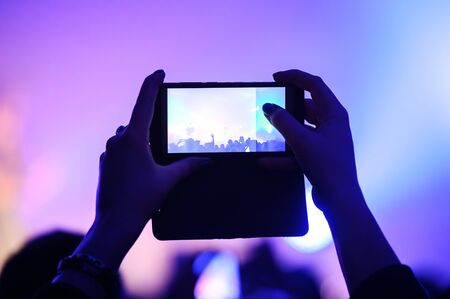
[318,183,367,221]
[73,214,146,271]
[53,269,107,299]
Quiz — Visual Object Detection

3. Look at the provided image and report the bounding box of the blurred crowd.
[2,230,449,299]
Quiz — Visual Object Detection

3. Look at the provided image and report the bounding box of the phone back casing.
[151,82,308,239]
[152,158,308,240]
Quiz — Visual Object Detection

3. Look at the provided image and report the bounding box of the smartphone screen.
[151,83,307,240]
[166,87,286,153]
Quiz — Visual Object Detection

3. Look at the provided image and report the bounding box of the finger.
[116,125,127,135]
[164,157,212,187]
[273,69,342,116]
[262,103,313,153]
[105,135,117,152]
[128,69,165,136]
[304,98,319,126]
[99,152,105,163]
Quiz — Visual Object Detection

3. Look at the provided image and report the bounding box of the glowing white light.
[264,123,273,133]
[194,251,241,299]
[284,185,333,253]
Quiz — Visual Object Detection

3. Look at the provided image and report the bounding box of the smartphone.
[150,82,308,240]
[150,82,304,164]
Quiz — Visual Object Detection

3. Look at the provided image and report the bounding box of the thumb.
[164,157,212,187]
[262,103,312,155]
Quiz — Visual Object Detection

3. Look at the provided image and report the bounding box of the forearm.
[323,185,400,294]
[268,69,425,296]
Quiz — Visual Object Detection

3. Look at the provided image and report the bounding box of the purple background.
[1,1,450,297]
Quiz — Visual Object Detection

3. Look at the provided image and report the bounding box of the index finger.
[128,69,165,136]
[273,69,343,116]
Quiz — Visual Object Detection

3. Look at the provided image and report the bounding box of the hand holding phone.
[267,70,359,214]
[150,81,308,240]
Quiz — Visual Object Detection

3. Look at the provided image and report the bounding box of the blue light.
[192,251,217,276]
[194,251,241,299]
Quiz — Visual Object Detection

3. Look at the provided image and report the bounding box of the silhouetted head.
[0,230,125,299]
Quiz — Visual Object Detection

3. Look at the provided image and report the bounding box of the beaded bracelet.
[57,254,118,292]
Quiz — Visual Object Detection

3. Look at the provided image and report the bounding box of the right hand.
[263,69,361,213]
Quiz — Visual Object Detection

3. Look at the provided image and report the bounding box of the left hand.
[74,70,208,270]
[96,70,208,227]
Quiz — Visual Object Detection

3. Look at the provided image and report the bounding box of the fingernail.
[116,125,126,135]
[262,103,281,117]
[154,69,165,75]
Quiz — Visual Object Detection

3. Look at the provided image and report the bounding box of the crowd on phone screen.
[169,134,285,153]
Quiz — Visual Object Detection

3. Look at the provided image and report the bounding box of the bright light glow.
[284,185,333,253]
[194,251,241,299]
[264,123,273,134]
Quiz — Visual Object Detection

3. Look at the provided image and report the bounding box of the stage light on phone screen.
[167,87,286,153]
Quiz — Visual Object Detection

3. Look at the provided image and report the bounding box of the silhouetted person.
[160,252,209,299]
[33,69,429,299]
[0,231,83,298]
[0,230,128,299]
[240,243,320,299]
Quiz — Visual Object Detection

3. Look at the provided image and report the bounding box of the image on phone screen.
[167,87,286,153]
